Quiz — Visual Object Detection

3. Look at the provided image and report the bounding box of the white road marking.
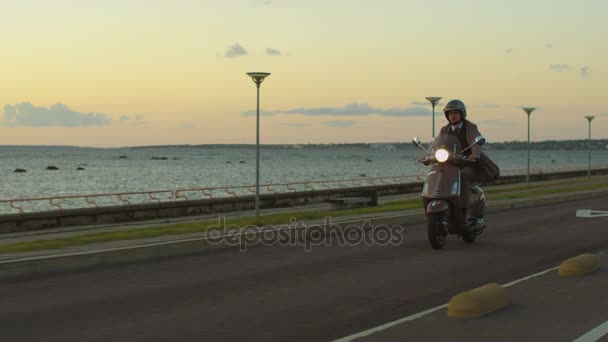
[576,209,608,218]
[572,320,608,342]
[332,266,559,342]
[332,304,447,342]
[502,267,559,287]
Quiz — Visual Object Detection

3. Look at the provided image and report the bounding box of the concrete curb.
[446,283,510,318]
[1,188,607,281]
[558,253,600,276]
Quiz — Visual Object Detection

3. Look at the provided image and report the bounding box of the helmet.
[443,99,467,120]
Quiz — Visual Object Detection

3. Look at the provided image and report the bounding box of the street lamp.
[585,115,595,177]
[246,72,271,218]
[522,107,535,184]
[425,97,442,139]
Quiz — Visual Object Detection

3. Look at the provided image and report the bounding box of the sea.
[2,145,607,203]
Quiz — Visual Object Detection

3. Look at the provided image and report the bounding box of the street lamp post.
[585,115,595,177]
[522,107,536,184]
[246,72,271,218]
[425,97,442,139]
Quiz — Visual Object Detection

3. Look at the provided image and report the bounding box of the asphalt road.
[355,254,608,341]
[2,196,608,342]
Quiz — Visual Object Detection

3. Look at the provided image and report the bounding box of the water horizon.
[1,138,608,150]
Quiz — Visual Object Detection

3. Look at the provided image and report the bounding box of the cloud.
[241,103,435,117]
[284,103,432,117]
[322,120,356,127]
[411,101,496,109]
[241,110,277,117]
[549,64,570,72]
[120,114,143,122]
[225,43,247,58]
[2,102,112,127]
[505,48,513,54]
[280,122,312,127]
[411,101,429,106]
[411,100,444,106]
[580,66,590,79]
[266,48,281,56]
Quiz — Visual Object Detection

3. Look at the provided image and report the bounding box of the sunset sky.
[1,0,607,147]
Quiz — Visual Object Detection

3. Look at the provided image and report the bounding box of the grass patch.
[0,200,424,255]
[2,182,608,255]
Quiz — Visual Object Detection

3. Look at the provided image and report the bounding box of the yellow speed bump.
[447,283,510,318]
[559,253,599,276]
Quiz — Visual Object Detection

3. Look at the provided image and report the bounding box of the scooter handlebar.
[419,155,476,166]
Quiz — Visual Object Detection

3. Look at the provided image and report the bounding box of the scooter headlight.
[434,149,449,162]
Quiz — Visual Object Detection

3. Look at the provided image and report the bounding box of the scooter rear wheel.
[427,213,447,249]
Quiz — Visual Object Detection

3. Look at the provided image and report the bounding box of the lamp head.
[522,107,535,116]
[247,72,271,87]
[585,115,595,122]
[425,97,442,106]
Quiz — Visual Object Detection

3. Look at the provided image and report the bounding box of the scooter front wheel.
[427,213,447,249]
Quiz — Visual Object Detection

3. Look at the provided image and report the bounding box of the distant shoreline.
[1,139,607,151]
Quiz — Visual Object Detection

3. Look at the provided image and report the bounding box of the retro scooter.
[412,134,487,249]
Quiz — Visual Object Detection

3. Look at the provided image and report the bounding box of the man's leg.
[460,166,475,220]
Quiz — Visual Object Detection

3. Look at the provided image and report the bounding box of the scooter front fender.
[426,199,449,214]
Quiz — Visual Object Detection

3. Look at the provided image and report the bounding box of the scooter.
[412,134,487,249]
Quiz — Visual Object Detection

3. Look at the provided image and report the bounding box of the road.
[1,196,608,341]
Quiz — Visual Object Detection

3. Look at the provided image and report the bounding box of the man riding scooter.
[438,99,484,225]
[415,99,499,248]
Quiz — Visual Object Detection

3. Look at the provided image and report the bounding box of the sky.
[0,0,607,147]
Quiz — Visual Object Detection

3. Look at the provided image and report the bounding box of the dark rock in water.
[226,161,231,164]
[151,156,160,160]
[359,174,366,177]
[160,157,168,160]
[552,160,556,163]
[172,157,181,160]
[119,156,127,159]
[46,166,59,170]
[14,168,27,173]
[240,161,246,164]
[365,159,373,162]
[76,167,85,171]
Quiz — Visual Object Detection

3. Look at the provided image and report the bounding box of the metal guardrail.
[1,165,606,215]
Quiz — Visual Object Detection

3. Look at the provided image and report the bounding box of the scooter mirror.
[412,137,428,153]
[462,135,487,153]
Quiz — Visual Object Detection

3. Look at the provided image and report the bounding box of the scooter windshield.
[430,135,462,155]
